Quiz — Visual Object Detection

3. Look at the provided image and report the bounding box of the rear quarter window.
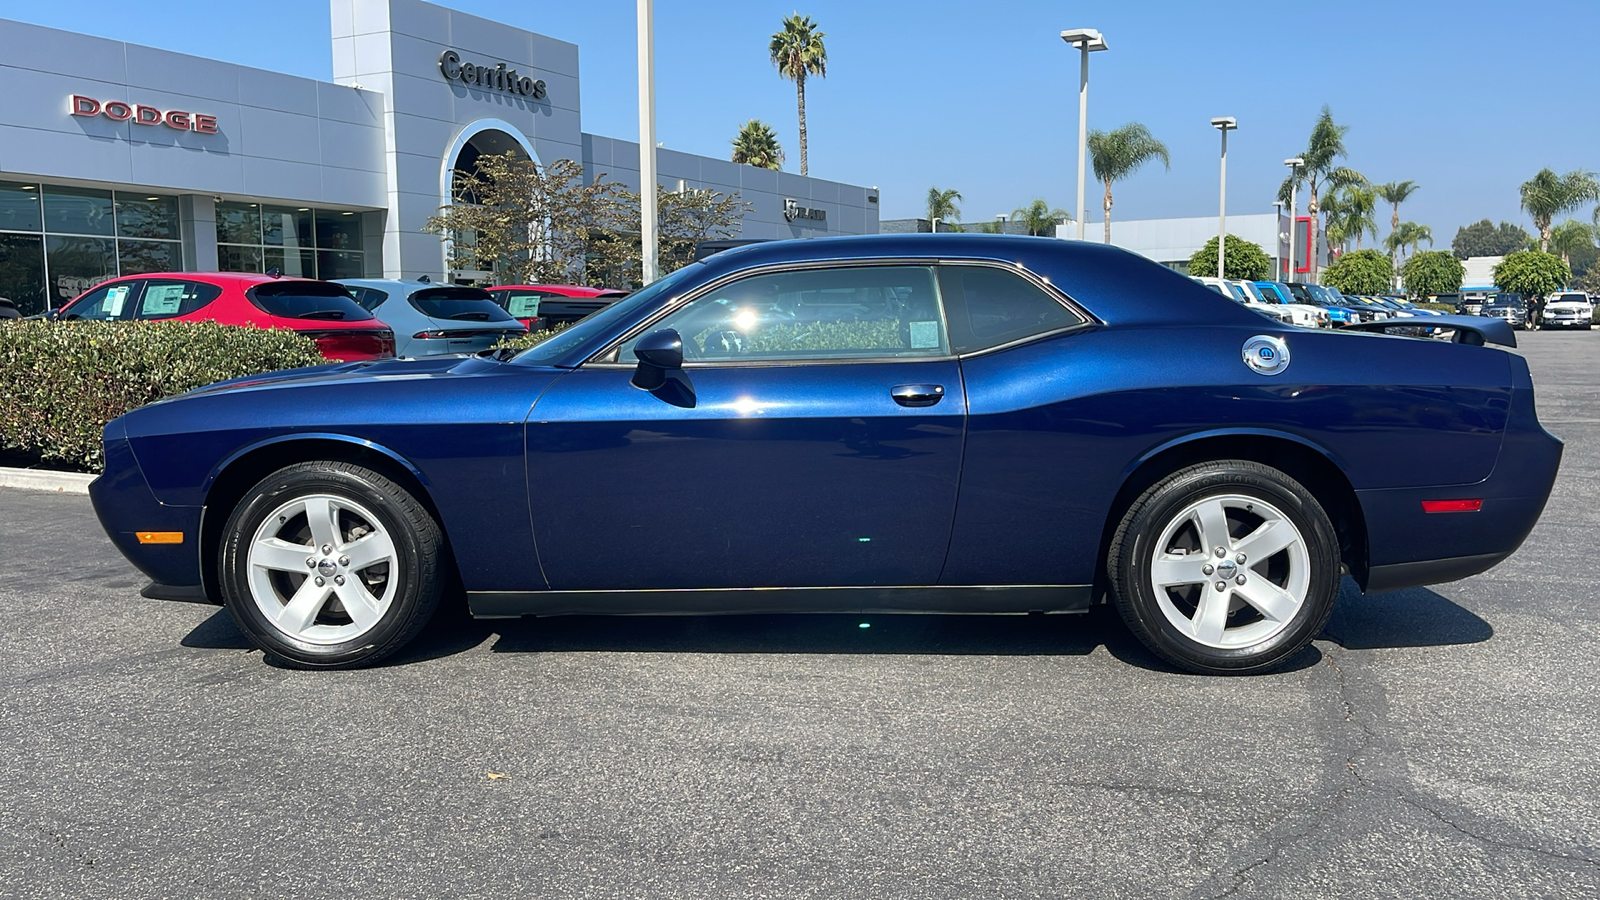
[939,265,1085,353]
[249,281,374,321]
[136,280,222,320]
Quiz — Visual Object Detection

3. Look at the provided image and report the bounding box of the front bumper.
[89,420,203,590]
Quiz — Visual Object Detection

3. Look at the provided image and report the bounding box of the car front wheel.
[1108,461,1339,674]
[218,462,445,668]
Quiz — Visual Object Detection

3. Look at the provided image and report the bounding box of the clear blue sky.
[18,0,1600,243]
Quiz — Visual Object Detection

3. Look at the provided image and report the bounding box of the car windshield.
[409,287,517,323]
[513,263,704,365]
[250,282,374,321]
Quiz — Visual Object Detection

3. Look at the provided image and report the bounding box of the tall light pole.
[637,0,658,284]
[1211,117,1237,279]
[1060,29,1107,241]
[1271,200,1286,279]
[996,213,1007,234]
[1284,157,1303,283]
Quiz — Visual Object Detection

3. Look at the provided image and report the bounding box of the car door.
[525,263,966,591]
[132,278,222,321]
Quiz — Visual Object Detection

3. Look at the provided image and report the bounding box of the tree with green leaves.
[1011,200,1071,237]
[1321,249,1393,295]
[1451,219,1531,259]
[1519,168,1600,251]
[1188,235,1272,281]
[1086,123,1169,244]
[425,152,635,286]
[1547,219,1596,271]
[1278,106,1366,283]
[926,187,962,229]
[1384,221,1433,266]
[1322,184,1378,252]
[1494,250,1570,300]
[1377,180,1419,233]
[658,187,752,277]
[1401,250,1464,299]
[730,120,783,170]
[769,14,827,177]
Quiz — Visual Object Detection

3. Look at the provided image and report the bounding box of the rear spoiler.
[1342,315,1516,349]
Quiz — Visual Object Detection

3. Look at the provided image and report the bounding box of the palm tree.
[730,119,784,170]
[926,187,962,229]
[1279,106,1366,282]
[1085,123,1169,244]
[769,14,827,177]
[1547,219,1596,268]
[1011,200,1071,237]
[1339,185,1379,250]
[1519,168,1600,251]
[1384,221,1433,265]
[1377,180,1419,233]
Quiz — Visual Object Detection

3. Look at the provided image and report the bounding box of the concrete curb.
[0,466,96,495]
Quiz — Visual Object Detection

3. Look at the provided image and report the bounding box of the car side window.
[938,265,1084,353]
[62,281,139,321]
[347,287,387,311]
[500,291,547,318]
[136,280,221,320]
[617,265,949,363]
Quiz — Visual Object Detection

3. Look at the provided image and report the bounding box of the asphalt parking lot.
[2,331,1597,899]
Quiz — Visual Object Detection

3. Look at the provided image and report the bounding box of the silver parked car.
[338,279,526,358]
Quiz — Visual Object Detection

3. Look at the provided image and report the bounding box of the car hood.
[167,353,519,402]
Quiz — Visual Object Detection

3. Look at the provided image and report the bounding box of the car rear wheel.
[218,462,445,669]
[1107,461,1339,674]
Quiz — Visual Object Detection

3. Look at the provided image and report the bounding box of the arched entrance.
[439,119,539,281]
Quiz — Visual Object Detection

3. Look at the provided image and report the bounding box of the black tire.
[1107,461,1340,675]
[218,461,445,669]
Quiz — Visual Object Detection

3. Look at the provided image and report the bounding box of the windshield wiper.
[448,311,493,321]
[297,310,347,320]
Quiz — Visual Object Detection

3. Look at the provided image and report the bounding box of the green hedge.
[1,321,326,470]
[1417,302,1457,313]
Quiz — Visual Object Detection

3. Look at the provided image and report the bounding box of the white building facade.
[0,0,879,315]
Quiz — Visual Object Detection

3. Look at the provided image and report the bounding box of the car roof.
[98,271,322,287]
[487,284,622,297]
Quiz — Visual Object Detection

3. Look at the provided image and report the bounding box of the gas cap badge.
[1242,335,1291,376]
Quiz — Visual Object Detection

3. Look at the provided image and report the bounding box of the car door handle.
[891,384,946,407]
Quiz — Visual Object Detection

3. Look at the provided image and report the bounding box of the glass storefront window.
[45,235,117,306]
[218,244,263,273]
[264,247,316,278]
[262,206,313,248]
[43,185,115,237]
[0,182,43,233]
[314,210,363,250]
[316,250,365,280]
[0,234,46,316]
[0,184,182,311]
[117,239,178,275]
[216,201,262,245]
[116,195,180,240]
[218,204,365,279]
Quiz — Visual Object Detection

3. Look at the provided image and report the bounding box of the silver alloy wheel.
[1147,493,1310,649]
[245,493,398,645]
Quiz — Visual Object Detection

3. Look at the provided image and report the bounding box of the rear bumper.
[1355,377,1562,593]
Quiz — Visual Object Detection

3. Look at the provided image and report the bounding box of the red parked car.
[484,284,629,330]
[49,272,395,361]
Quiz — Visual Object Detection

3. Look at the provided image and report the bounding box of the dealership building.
[0,0,880,315]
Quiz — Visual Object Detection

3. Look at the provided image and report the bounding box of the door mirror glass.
[631,329,684,390]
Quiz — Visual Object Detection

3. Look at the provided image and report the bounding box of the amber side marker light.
[136,531,184,544]
[1421,500,1483,514]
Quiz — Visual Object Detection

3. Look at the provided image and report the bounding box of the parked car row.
[10,271,632,361]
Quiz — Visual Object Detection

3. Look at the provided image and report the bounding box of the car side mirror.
[630,329,683,391]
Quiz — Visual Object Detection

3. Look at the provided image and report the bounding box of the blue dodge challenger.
[90,235,1562,674]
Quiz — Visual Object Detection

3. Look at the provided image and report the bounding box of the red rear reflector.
[1421,499,1483,514]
